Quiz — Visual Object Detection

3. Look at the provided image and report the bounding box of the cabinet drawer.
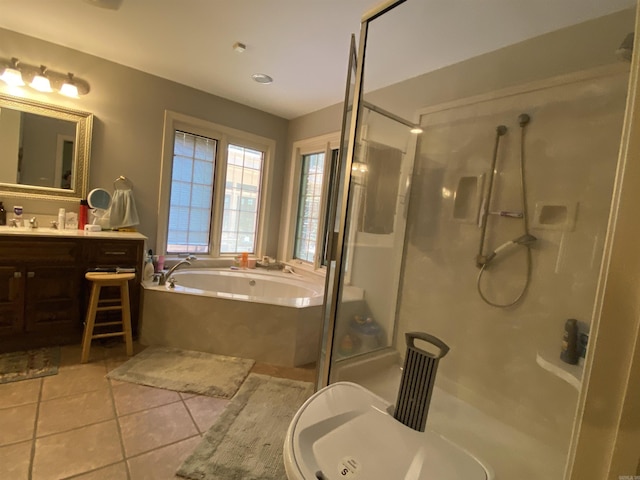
[0,240,79,264]
[88,241,141,265]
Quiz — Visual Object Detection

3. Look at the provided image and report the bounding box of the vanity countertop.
[0,226,147,240]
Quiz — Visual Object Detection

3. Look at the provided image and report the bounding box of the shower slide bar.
[475,114,536,308]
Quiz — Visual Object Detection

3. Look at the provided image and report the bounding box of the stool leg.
[120,281,134,356]
[81,284,101,363]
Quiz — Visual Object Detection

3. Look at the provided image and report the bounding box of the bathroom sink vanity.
[0,228,145,352]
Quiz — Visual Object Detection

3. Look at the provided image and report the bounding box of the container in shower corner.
[349,316,383,351]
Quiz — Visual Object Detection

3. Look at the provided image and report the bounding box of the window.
[294,152,325,262]
[158,111,274,257]
[221,144,264,253]
[167,131,216,254]
[285,133,340,270]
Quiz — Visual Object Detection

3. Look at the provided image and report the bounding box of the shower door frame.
[316,0,408,390]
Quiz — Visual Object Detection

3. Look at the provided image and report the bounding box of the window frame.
[157,110,275,258]
[283,132,340,272]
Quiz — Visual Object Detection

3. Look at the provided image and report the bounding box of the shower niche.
[452,174,485,223]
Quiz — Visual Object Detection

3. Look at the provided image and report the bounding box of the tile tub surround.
[140,285,324,367]
[0,342,315,480]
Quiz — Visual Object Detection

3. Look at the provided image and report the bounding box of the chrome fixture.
[476,114,535,308]
[361,101,422,134]
[0,57,90,96]
[158,255,196,286]
[28,217,38,229]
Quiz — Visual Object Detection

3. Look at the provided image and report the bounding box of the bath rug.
[176,373,314,480]
[106,346,255,399]
[0,346,60,384]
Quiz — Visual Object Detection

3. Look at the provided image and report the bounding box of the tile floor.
[0,341,315,480]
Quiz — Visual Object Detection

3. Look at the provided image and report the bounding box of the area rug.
[106,346,255,399]
[177,373,314,480]
[0,347,60,384]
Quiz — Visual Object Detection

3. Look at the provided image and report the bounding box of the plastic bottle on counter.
[78,200,89,230]
[13,206,23,226]
[241,252,249,269]
[58,208,66,230]
[144,250,155,281]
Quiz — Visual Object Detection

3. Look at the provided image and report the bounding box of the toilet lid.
[285,382,490,480]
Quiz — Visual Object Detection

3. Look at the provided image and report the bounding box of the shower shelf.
[535,349,583,390]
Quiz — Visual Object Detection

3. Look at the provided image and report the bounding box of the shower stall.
[316,0,639,478]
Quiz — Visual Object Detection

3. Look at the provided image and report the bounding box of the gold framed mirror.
[0,93,93,202]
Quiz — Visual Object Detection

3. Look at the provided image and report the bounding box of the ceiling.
[0,0,635,120]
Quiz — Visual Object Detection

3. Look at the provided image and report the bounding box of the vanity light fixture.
[30,66,53,92]
[0,57,90,96]
[251,73,273,84]
[0,57,25,87]
[59,73,79,98]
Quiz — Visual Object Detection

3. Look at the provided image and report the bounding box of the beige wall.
[0,28,289,254]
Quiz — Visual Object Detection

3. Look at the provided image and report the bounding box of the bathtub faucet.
[158,255,196,286]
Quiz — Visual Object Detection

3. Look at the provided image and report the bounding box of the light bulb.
[60,73,79,97]
[30,66,53,92]
[0,58,25,86]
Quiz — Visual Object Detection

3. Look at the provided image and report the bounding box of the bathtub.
[140,268,325,367]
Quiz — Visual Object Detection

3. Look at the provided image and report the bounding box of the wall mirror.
[0,93,93,202]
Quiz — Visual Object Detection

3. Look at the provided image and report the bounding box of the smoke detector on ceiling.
[83,0,123,10]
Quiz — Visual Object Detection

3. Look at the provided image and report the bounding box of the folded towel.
[109,188,140,229]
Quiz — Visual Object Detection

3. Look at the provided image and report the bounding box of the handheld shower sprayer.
[484,234,537,266]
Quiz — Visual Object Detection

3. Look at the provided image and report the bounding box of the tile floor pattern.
[0,342,316,480]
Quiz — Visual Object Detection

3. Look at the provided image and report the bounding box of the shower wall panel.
[397,65,629,460]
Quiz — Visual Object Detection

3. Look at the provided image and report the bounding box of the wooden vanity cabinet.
[0,235,144,352]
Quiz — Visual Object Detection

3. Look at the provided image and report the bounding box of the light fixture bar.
[0,57,90,96]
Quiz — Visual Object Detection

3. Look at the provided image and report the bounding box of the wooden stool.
[81,272,135,363]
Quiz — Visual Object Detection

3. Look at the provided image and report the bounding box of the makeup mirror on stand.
[87,187,111,228]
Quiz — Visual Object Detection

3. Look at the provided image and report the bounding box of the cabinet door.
[0,266,25,336]
[24,266,82,333]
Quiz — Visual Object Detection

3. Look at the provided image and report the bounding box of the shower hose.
[477,114,533,308]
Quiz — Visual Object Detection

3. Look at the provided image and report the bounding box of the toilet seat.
[284,382,493,480]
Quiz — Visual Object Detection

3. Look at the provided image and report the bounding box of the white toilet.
[283,381,494,480]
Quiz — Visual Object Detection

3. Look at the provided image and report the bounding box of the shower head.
[513,233,537,246]
[616,32,634,62]
[496,125,508,136]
